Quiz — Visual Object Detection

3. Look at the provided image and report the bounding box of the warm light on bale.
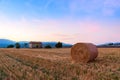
[71,43,98,63]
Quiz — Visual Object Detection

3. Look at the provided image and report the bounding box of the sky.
[0,0,120,44]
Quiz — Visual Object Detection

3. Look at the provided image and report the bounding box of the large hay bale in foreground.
[71,43,98,63]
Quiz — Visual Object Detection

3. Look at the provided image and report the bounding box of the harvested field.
[0,48,120,80]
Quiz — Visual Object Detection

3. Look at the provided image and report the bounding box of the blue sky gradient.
[0,0,120,44]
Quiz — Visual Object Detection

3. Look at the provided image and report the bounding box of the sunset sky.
[0,0,120,44]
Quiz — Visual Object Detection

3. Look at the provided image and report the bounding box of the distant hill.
[18,41,29,48]
[0,39,72,48]
[97,42,120,48]
[0,39,15,48]
[1,39,119,48]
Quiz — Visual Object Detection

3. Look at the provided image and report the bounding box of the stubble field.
[0,48,120,80]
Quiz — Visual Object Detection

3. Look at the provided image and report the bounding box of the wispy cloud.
[67,0,120,16]
[44,0,53,9]
[104,0,120,8]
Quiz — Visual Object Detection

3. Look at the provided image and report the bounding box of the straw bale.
[71,43,98,63]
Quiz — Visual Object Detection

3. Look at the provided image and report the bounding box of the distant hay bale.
[71,43,98,63]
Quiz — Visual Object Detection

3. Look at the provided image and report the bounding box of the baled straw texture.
[71,43,98,63]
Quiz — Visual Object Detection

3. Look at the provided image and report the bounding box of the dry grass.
[0,48,120,80]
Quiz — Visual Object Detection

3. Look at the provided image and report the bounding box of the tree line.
[7,42,63,49]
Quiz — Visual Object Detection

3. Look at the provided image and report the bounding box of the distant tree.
[7,44,14,48]
[55,42,62,48]
[24,43,28,48]
[45,45,52,48]
[15,42,20,49]
[108,43,113,46]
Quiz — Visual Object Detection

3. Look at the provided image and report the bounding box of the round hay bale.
[71,43,98,63]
